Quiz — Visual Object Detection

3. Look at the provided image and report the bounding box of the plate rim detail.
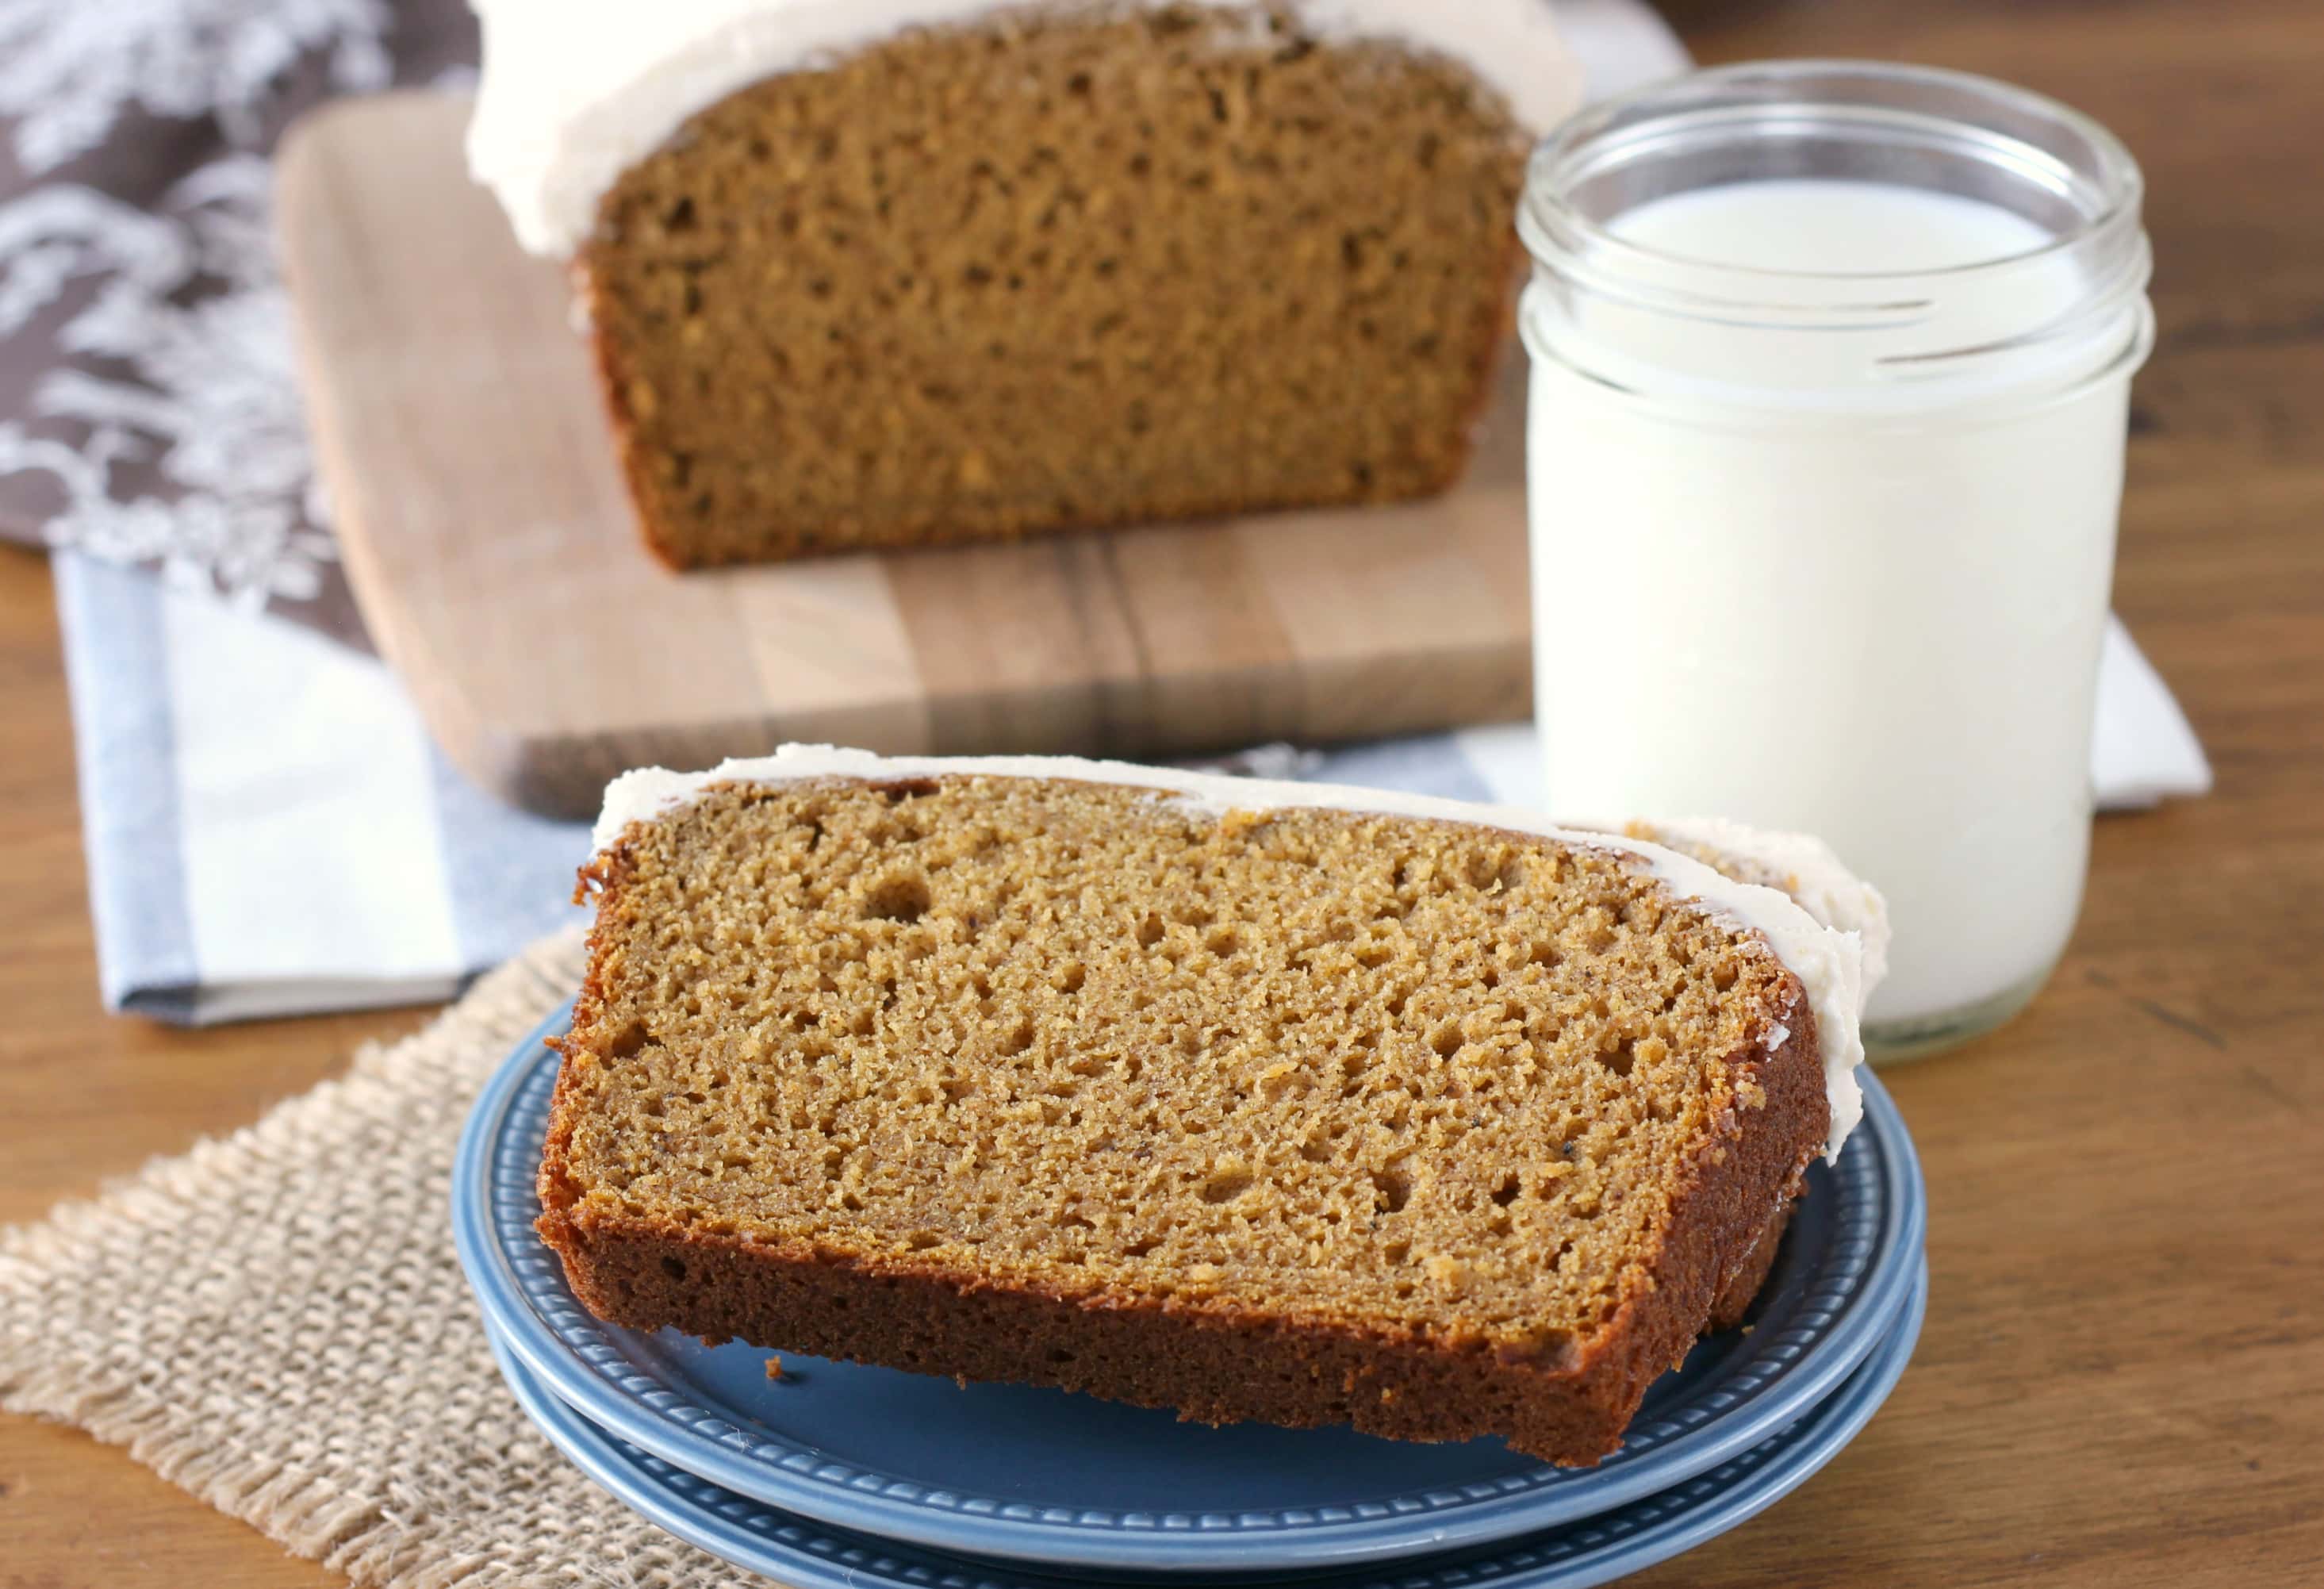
[488,1269,1927,1589]
[454,1000,1927,1572]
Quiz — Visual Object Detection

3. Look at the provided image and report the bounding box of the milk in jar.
[1517,63,2154,1052]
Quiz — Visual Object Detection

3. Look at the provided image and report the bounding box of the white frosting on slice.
[468,0,1584,256]
[593,746,1881,1160]
[1616,817,1893,998]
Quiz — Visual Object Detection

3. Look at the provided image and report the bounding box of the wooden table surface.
[3,0,2320,1583]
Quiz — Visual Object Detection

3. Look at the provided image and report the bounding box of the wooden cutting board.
[277,92,1534,820]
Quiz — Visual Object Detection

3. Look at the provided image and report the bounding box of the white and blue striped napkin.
[56,550,2210,1024]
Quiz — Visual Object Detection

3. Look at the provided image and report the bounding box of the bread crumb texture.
[550,777,1804,1367]
[581,3,1529,565]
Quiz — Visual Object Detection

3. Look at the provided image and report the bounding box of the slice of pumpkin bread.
[539,747,1880,1464]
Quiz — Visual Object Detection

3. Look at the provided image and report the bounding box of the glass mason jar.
[1517,62,2154,1056]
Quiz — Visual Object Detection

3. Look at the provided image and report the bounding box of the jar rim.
[1520,59,2146,294]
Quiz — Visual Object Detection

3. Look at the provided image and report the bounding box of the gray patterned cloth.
[0,0,473,639]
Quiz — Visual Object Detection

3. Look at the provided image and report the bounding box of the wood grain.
[6,0,2323,1584]
[275,91,1534,820]
[0,553,415,1589]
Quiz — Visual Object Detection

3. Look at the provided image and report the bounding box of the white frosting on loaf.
[593,746,1885,1161]
[468,0,1584,255]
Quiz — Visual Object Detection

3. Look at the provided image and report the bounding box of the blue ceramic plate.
[490,1268,1926,1589]
[455,1002,1926,1575]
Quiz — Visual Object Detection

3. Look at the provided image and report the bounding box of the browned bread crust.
[1709,1192,1797,1333]
[536,775,1827,1464]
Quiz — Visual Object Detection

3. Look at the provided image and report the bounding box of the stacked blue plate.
[456,1004,1927,1587]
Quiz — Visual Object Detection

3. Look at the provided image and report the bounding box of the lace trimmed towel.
[0,929,781,1588]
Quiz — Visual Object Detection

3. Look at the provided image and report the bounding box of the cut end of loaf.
[578,5,1531,564]
[540,771,1831,1461]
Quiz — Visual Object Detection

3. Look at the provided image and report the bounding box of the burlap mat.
[0,931,773,1587]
